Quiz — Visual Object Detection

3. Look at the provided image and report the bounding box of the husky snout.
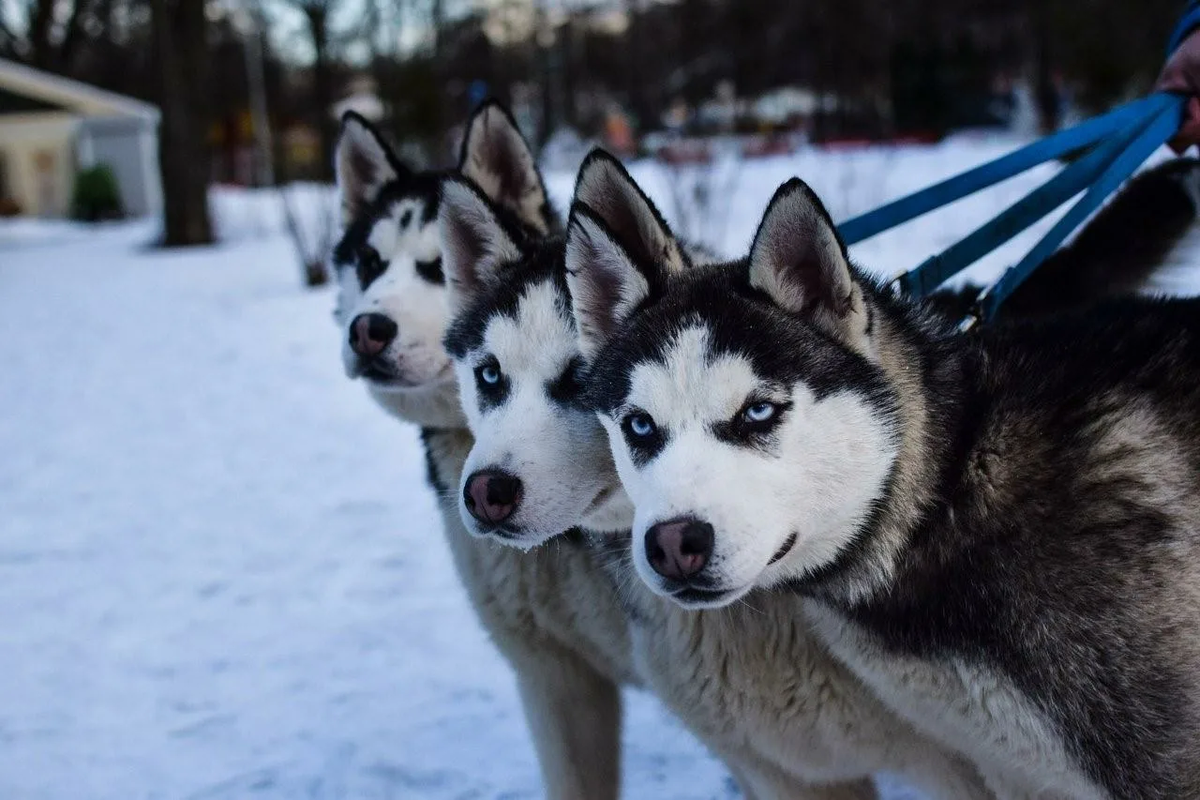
[645,518,714,581]
[349,313,398,357]
[464,469,523,526]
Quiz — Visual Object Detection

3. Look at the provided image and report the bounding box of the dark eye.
[548,356,585,406]
[356,246,387,289]
[416,257,444,285]
[625,413,656,439]
[399,209,413,227]
[743,401,778,424]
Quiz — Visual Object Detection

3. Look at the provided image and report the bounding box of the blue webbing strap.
[1167,2,1200,57]
[971,95,1186,325]
[899,92,1183,301]
[890,100,1166,300]
[836,96,1160,246]
[828,7,1193,324]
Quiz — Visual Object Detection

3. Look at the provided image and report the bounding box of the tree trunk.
[305,6,336,182]
[153,0,214,246]
[1030,1,1060,135]
[26,0,55,70]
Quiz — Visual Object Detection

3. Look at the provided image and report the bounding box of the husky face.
[332,103,556,424]
[332,113,451,401]
[441,179,621,546]
[569,164,902,608]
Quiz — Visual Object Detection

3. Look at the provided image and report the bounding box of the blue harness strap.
[837,96,1162,247]
[835,91,1186,326]
[832,6,1194,327]
[973,96,1185,324]
[1167,2,1200,57]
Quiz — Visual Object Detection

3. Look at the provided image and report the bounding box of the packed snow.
[2,139,1196,800]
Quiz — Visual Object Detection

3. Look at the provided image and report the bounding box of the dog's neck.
[367,378,468,430]
[804,284,979,607]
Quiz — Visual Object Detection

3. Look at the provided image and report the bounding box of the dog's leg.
[510,643,622,800]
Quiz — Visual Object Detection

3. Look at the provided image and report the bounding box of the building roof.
[0,58,159,121]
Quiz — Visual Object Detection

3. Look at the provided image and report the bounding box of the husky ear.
[336,112,411,225]
[748,179,869,346]
[572,149,687,275]
[439,178,523,312]
[458,101,552,234]
[565,204,654,359]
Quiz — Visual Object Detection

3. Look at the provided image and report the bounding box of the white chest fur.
[803,602,1108,800]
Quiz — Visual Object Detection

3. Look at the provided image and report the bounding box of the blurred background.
[0,0,1190,248]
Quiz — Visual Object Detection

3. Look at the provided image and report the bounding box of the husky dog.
[441,150,1200,799]
[568,158,1200,797]
[331,105,635,800]
[441,159,999,799]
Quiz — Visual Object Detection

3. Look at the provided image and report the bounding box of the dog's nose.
[645,518,714,581]
[464,470,523,525]
[349,313,397,357]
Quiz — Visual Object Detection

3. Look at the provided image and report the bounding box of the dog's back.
[826,297,1200,798]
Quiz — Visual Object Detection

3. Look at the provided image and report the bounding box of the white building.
[0,58,161,218]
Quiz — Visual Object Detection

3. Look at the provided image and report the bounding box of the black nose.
[464,470,523,525]
[349,313,398,357]
[645,518,714,581]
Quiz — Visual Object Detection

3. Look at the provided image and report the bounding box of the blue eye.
[628,413,656,438]
[743,401,778,424]
[478,363,502,386]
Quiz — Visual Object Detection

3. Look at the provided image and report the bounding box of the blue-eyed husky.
[566,155,1200,797]
[331,106,636,800]
[440,148,1200,798]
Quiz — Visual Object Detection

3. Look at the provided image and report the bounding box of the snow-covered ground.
[1,140,1196,800]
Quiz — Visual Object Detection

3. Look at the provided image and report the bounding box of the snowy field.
[2,139,1197,800]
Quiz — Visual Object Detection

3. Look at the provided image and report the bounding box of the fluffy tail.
[929,156,1200,322]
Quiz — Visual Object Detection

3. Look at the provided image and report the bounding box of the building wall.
[79,117,161,217]
[0,112,78,217]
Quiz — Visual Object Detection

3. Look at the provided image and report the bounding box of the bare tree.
[289,0,339,181]
[655,141,741,256]
[152,0,213,246]
[280,184,336,287]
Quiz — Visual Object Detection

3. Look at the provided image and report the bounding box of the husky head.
[439,163,634,546]
[331,103,554,427]
[439,151,689,546]
[569,173,903,609]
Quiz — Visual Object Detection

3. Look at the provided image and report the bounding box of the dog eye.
[743,401,778,424]
[416,257,444,284]
[625,413,657,438]
[356,246,387,288]
[476,360,503,387]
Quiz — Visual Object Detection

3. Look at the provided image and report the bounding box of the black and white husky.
[566,155,1200,797]
[330,106,637,800]
[440,148,1200,798]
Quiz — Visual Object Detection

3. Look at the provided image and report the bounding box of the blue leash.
[835,10,1195,327]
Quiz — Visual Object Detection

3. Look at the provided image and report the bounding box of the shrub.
[71,164,124,222]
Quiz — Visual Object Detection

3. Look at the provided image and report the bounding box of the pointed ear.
[458,100,552,234]
[565,204,655,359]
[439,178,523,312]
[572,149,687,274]
[335,112,411,225]
[748,178,869,345]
